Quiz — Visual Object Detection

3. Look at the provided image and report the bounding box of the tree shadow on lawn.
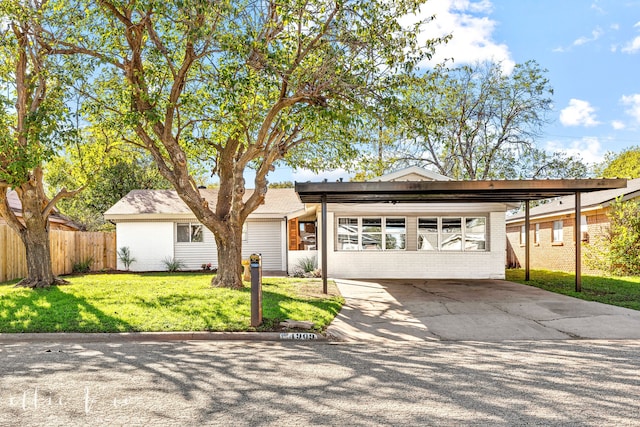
[0,284,133,333]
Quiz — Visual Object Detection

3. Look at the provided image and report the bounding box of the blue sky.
[266,0,640,183]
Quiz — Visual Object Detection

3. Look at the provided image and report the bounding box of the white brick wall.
[324,209,506,280]
[116,222,174,271]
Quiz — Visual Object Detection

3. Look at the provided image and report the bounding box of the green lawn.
[506,269,640,311]
[0,273,344,333]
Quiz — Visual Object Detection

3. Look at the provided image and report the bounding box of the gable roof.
[2,190,80,230]
[374,166,452,182]
[104,188,304,221]
[506,177,640,223]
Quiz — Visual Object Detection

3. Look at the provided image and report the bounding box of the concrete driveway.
[327,279,640,342]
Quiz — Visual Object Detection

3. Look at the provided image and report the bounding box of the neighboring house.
[0,190,80,231]
[505,178,640,273]
[105,167,513,279]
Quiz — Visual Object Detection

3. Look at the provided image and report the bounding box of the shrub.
[162,257,186,272]
[292,256,321,278]
[72,258,93,274]
[117,247,136,271]
[584,197,640,276]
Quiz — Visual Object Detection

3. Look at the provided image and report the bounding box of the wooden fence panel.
[0,224,116,283]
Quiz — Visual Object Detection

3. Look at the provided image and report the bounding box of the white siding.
[116,222,174,271]
[172,219,285,271]
[242,219,285,271]
[324,208,507,280]
[174,225,218,270]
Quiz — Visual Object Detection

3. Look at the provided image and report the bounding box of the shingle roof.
[104,188,304,219]
[507,177,640,222]
[3,190,79,229]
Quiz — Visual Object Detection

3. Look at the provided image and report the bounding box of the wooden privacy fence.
[0,224,116,283]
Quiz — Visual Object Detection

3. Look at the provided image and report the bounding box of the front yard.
[506,269,640,311]
[0,273,344,333]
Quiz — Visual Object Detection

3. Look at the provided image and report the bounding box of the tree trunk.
[211,223,244,289]
[13,185,65,289]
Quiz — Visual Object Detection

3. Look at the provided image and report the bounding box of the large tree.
[339,61,582,180]
[58,0,443,288]
[0,1,84,288]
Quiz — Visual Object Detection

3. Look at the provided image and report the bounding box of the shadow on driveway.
[327,279,640,342]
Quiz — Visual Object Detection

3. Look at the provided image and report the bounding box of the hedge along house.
[506,177,640,274]
[104,188,310,273]
[295,168,626,292]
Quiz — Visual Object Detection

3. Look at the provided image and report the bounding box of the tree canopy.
[51,0,445,288]
[596,146,640,179]
[307,60,587,181]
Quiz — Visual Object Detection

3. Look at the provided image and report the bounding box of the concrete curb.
[0,331,328,343]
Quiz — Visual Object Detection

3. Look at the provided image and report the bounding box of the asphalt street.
[1,340,639,426]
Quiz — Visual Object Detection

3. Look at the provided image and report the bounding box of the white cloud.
[545,137,604,165]
[573,27,604,46]
[559,99,600,127]
[621,93,640,122]
[622,36,640,53]
[611,120,626,130]
[406,0,515,73]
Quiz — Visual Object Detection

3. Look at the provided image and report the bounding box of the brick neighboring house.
[506,178,640,273]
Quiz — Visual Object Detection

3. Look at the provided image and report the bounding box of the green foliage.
[293,256,318,277]
[117,247,136,271]
[337,61,580,180]
[0,273,344,332]
[46,148,171,230]
[596,146,640,178]
[584,198,640,276]
[162,257,186,273]
[269,181,295,189]
[72,258,94,274]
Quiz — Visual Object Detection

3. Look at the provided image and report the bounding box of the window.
[337,218,359,250]
[534,223,540,244]
[336,217,406,251]
[553,220,563,243]
[177,223,204,243]
[418,218,438,250]
[362,218,383,250]
[385,218,406,250]
[465,217,486,250]
[441,217,462,251]
[418,216,488,251]
[520,225,526,245]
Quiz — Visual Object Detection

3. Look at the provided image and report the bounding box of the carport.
[295,178,627,293]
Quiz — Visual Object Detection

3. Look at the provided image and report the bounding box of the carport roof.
[295,178,627,204]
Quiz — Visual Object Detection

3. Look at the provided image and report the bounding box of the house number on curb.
[279,333,318,340]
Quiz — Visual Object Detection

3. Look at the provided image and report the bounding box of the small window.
[362,218,382,250]
[441,217,462,251]
[553,220,563,243]
[465,217,486,250]
[177,223,204,243]
[418,218,438,250]
[520,225,526,245]
[337,218,359,250]
[385,218,406,250]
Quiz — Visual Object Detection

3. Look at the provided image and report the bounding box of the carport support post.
[525,201,530,281]
[575,192,582,292]
[321,194,328,294]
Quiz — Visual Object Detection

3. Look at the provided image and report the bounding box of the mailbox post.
[250,253,262,327]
